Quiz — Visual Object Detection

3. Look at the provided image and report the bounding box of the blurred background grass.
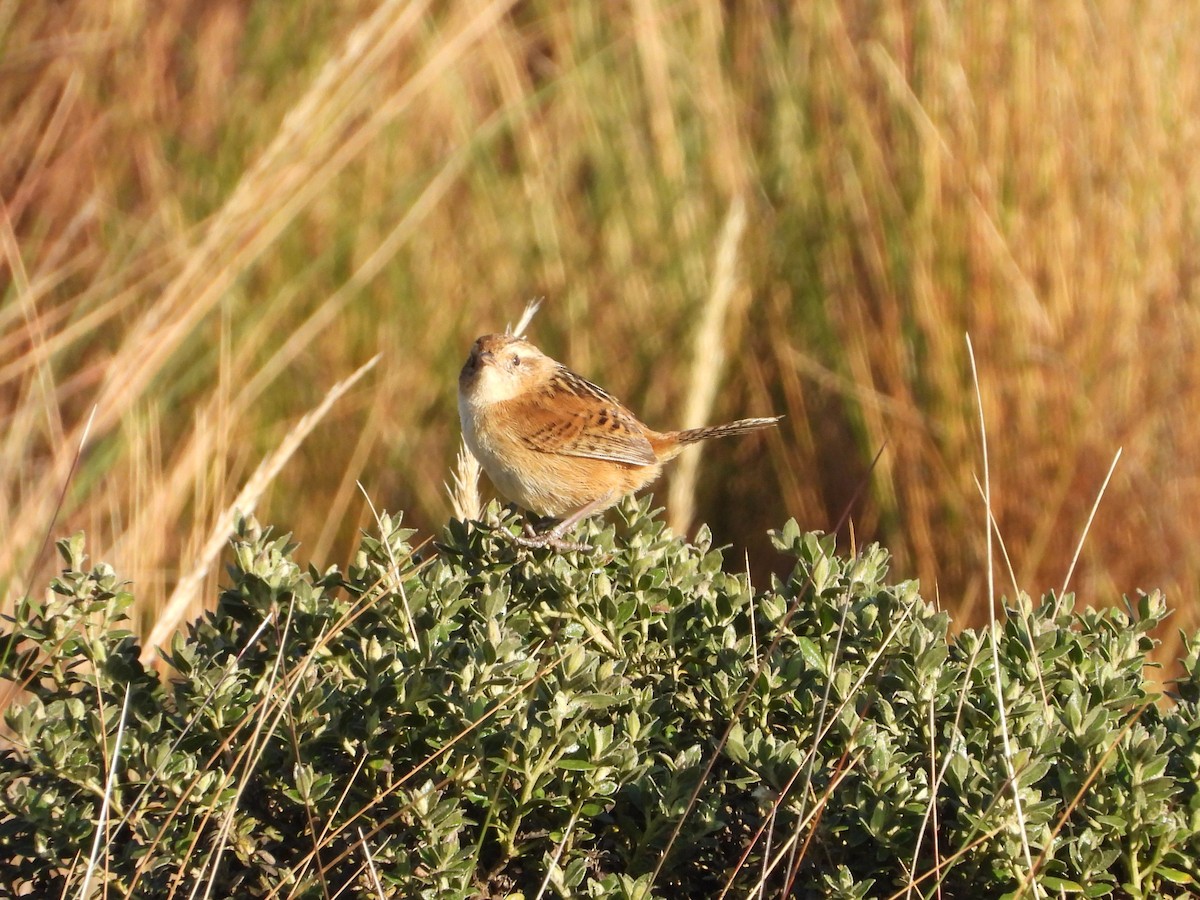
[3,1,1199,659]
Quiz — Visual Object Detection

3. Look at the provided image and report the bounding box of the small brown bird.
[458,332,780,549]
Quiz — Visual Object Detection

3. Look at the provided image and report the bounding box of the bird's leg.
[513,494,615,552]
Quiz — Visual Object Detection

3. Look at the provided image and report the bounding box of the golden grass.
[140,353,380,664]
[3,1,1200,661]
[667,193,749,534]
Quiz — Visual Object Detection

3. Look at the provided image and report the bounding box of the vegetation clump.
[2,499,1198,898]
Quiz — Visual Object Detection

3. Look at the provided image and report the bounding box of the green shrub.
[2,498,1199,898]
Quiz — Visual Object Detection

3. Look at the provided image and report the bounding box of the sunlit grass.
[3,1,1199,662]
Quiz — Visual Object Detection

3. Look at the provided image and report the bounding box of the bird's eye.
[508,353,521,369]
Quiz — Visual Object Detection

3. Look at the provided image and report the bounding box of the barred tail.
[674,416,782,447]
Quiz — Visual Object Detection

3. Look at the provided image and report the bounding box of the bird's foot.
[510,521,592,553]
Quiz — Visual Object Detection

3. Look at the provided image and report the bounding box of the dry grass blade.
[742,752,864,897]
[533,804,582,900]
[356,828,386,898]
[11,403,96,611]
[446,440,483,522]
[668,193,747,534]
[966,333,1038,892]
[718,716,868,898]
[883,824,1011,900]
[140,355,380,664]
[1,199,62,451]
[509,298,543,338]
[903,639,985,898]
[1061,448,1123,598]
[358,481,418,643]
[972,475,1052,714]
[75,683,132,900]
[194,606,304,900]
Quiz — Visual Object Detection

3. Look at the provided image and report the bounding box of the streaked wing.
[516,368,657,465]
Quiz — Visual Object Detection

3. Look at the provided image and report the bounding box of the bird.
[457,332,780,549]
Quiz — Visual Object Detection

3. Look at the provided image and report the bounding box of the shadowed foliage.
[3,502,1199,897]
